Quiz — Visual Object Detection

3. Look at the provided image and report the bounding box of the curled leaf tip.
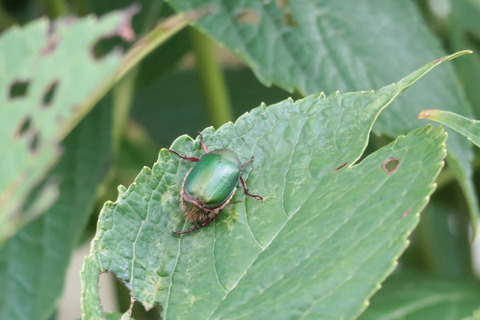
[434,50,473,64]
[418,109,439,119]
[451,49,473,56]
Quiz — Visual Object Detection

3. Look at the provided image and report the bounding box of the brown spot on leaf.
[382,157,400,174]
[334,162,348,171]
[402,208,413,218]
[234,9,260,24]
[41,37,60,55]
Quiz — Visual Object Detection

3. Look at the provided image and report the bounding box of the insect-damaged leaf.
[0,7,136,242]
[82,52,466,319]
[0,6,194,244]
[0,99,113,320]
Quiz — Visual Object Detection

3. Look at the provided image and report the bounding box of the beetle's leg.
[239,176,263,201]
[197,132,209,153]
[239,157,263,200]
[173,213,220,234]
[167,149,200,162]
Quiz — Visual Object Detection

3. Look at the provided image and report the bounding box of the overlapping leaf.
[419,110,480,148]
[418,109,480,235]
[82,54,464,319]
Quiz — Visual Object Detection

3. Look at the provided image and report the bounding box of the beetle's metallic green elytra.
[168,134,262,234]
[183,149,241,208]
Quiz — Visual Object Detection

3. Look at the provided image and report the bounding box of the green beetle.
[168,133,263,234]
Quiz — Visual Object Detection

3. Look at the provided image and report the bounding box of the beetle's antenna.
[167,149,200,162]
[241,156,255,170]
[197,132,209,153]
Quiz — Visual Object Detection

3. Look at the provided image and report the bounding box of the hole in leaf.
[234,9,260,24]
[382,157,400,174]
[275,0,298,27]
[92,35,130,60]
[9,80,30,99]
[42,80,59,107]
[130,301,162,319]
[101,271,163,317]
[29,131,40,152]
[17,116,32,137]
[98,272,121,313]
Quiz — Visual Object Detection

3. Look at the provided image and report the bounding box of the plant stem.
[0,5,16,29]
[112,68,139,155]
[43,0,69,19]
[71,0,92,16]
[190,28,233,128]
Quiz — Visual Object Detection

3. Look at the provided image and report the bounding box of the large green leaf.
[360,271,480,320]
[166,0,478,237]
[82,53,462,319]
[0,99,112,320]
[165,0,472,129]
[0,7,134,242]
